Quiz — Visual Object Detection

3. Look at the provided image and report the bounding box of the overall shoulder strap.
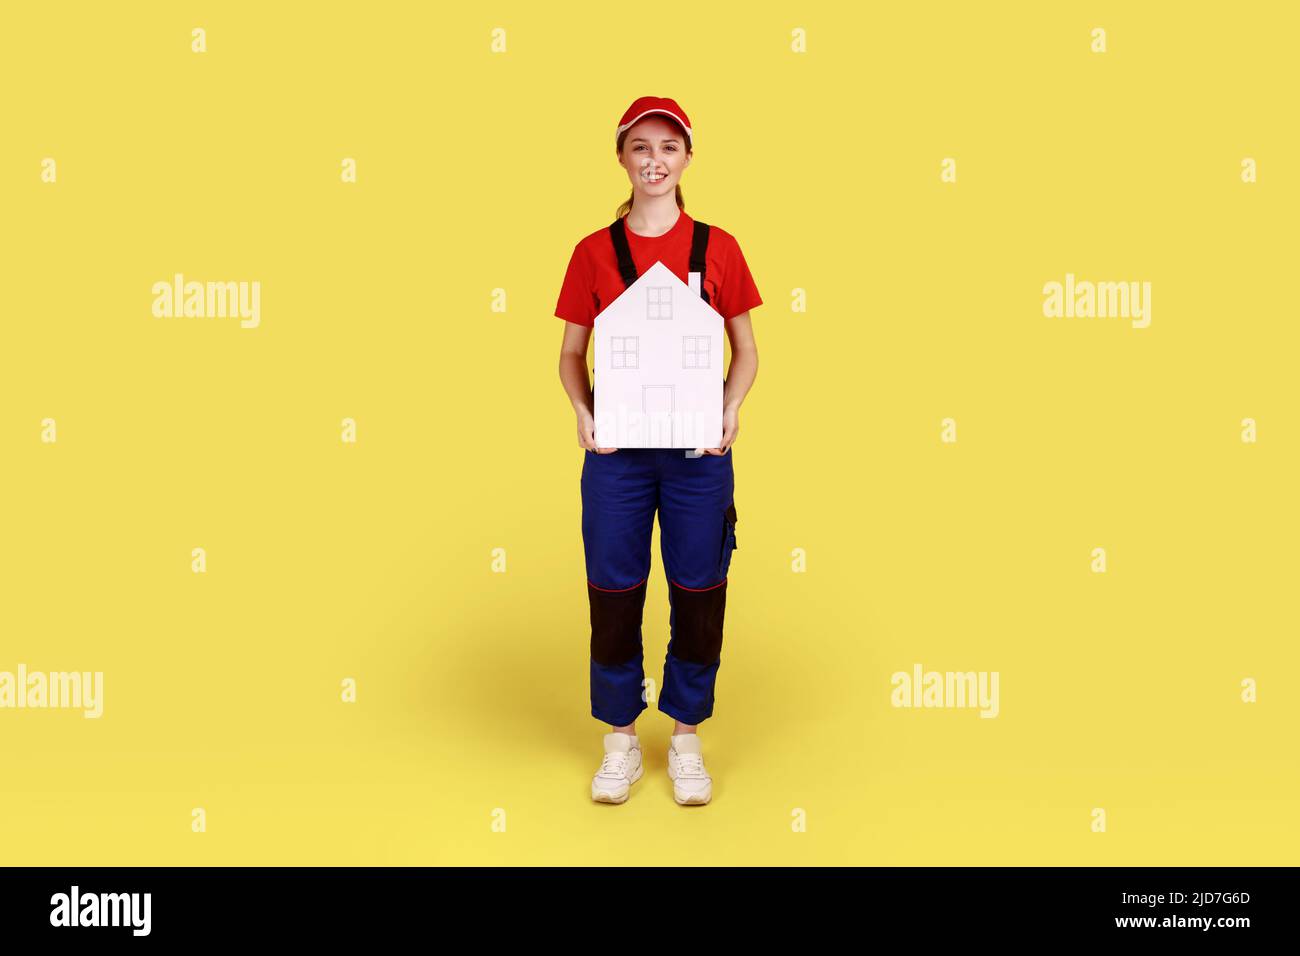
[689,220,711,305]
[608,218,639,290]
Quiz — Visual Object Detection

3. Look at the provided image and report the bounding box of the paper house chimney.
[593,260,724,449]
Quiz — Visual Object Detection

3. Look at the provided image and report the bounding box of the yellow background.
[1,1,1296,865]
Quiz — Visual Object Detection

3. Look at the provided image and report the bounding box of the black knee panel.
[588,579,648,665]
[667,580,727,665]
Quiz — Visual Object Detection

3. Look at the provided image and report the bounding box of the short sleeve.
[554,243,597,327]
[715,233,763,322]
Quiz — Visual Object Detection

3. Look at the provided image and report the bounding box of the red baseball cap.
[616,96,693,149]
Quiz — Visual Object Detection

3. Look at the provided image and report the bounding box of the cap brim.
[616,109,692,145]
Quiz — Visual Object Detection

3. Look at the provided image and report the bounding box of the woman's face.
[618,116,691,197]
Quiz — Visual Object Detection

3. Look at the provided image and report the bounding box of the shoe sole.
[673,789,711,805]
[667,763,712,805]
[592,760,644,803]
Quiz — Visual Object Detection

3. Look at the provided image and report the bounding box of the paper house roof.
[593,259,724,449]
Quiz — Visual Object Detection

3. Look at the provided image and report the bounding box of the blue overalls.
[581,217,739,726]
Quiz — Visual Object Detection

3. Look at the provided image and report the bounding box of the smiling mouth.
[641,169,667,183]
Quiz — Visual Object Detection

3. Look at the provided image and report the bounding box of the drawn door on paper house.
[643,384,674,447]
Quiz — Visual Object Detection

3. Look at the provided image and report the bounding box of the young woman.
[555,96,761,806]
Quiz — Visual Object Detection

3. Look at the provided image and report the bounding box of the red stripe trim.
[587,578,647,593]
[669,578,727,592]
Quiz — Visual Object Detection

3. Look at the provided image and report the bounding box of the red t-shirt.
[554,210,762,327]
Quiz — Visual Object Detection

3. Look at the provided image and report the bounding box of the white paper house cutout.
[593,260,723,449]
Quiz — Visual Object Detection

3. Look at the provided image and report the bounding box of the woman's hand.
[577,409,617,453]
[698,404,739,455]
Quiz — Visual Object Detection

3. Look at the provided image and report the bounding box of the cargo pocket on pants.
[719,501,738,579]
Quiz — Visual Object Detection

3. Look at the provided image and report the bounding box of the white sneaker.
[667,733,712,805]
[591,732,643,803]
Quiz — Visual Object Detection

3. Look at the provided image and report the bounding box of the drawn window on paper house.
[647,286,673,319]
[611,336,639,369]
[682,335,710,369]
